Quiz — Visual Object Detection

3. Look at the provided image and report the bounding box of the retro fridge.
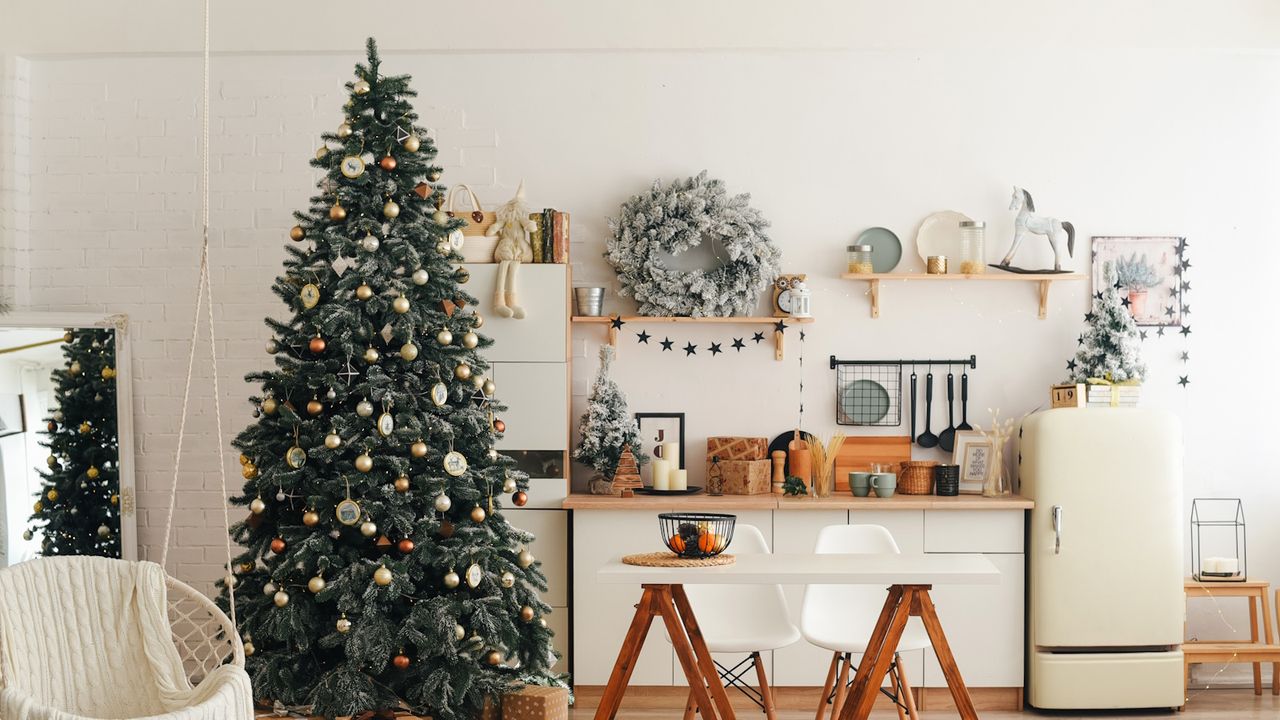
[1021,408,1184,709]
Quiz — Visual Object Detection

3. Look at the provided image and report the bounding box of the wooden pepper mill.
[771,450,786,494]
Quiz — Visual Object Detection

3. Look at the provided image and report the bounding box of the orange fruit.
[698,533,721,553]
[669,535,686,553]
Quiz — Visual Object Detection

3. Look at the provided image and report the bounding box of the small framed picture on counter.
[634,412,685,469]
[953,430,992,494]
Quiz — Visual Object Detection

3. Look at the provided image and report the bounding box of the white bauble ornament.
[336,616,352,633]
[443,571,460,589]
[502,477,517,494]
[266,339,279,354]
[373,566,393,586]
[356,399,374,417]
[263,582,276,596]
[392,295,410,313]
[434,494,452,512]
[400,342,419,361]
[360,520,378,537]
[462,332,478,349]
[308,576,326,593]
[412,268,429,285]
[518,549,535,569]
[361,234,381,252]
[501,571,515,588]
[436,329,453,346]
[325,432,342,449]
[97,525,111,538]
[250,497,266,514]
[273,590,290,607]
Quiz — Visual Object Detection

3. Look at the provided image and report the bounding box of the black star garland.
[1139,330,1148,341]
[1181,280,1191,292]
[609,316,625,330]
[1165,305,1176,318]
[708,342,723,355]
[1121,296,1131,308]
[1180,351,1190,362]
[731,338,745,351]
[1066,359,1078,372]
[660,337,674,351]
[773,320,787,334]
[1182,304,1190,315]
[752,332,765,344]
[1180,325,1192,337]
[682,342,697,356]
[1178,376,1190,387]
[635,330,651,344]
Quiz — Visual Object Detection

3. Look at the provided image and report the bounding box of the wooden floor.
[569,689,1280,719]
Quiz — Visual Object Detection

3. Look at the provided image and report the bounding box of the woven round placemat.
[621,552,736,568]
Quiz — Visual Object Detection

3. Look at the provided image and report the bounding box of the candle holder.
[1190,498,1246,582]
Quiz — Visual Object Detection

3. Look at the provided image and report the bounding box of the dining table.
[593,552,1000,720]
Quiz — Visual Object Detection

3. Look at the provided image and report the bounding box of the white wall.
[3,0,1279,687]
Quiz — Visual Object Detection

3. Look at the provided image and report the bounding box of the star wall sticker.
[1181,258,1192,271]
[708,342,723,355]
[635,330,651,344]
[1113,280,1123,291]
[1177,238,1189,254]
[1168,286,1179,298]
[1077,334,1085,345]
[1085,311,1096,323]
[682,342,697,356]
[1178,376,1190,387]
[1139,330,1148,341]
[731,338,745,351]
[799,330,807,341]
[1181,280,1191,292]
[1182,304,1190,315]
[660,337,674,351]
[609,316,625,330]
[1180,351,1190,362]
[1165,305,1176,318]
[1156,327,1166,337]
[1121,296,1131,308]
[1094,291,1104,301]
[752,332,765,344]
[1066,359,1078,372]
[774,320,787,333]
[1180,325,1192,336]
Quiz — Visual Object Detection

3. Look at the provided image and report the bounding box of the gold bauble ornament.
[337,122,353,138]
[355,453,373,473]
[239,454,251,465]
[87,466,100,479]
[399,342,418,361]
[403,134,420,152]
[483,379,496,396]
[46,489,59,502]
[501,571,515,588]
[454,624,466,641]
[289,225,305,242]
[486,650,503,666]
[325,432,342,449]
[307,399,324,415]
[394,475,411,493]
[383,200,400,219]
[302,510,320,527]
[315,145,328,160]
[356,283,373,300]
[392,294,410,313]
[329,202,347,222]
[470,505,487,523]
[69,361,81,375]
[243,641,255,657]
[238,561,256,574]
[518,548,535,569]
[411,440,428,458]
[443,570,460,589]
[471,313,484,329]
[308,576,326,593]
[356,399,374,417]
[373,565,393,586]
[250,497,266,514]
[454,363,472,381]
[520,606,535,622]
[428,169,442,182]
[47,454,57,467]
[436,329,453,346]
[242,464,259,479]
[79,422,91,434]
[101,366,116,380]
[455,267,470,284]
[336,615,352,633]
[363,347,380,364]
[33,501,43,513]
[433,494,452,512]
[487,448,499,461]
[273,590,290,607]
[353,79,371,95]
[462,332,478,349]
[436,240,451,256]
[360,520,378,537]
[502,476,517,494]
[111,494,119,506]
[262,397,278,415]
[472,375,485,389]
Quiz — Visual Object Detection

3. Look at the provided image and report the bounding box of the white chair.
[802,525,928,720]
[677,524,800,720]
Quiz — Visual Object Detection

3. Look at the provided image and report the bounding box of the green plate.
[857,226,903,273]
[840,379,891,425]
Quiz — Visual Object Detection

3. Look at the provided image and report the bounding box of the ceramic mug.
[849,472,872,497]
[870,472,897,498]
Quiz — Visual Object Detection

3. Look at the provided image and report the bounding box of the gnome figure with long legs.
[486,180,536,319]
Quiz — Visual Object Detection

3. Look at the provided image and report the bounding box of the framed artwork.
[634,412,685,469]
[953,430,992,494]
[1091,236,1187,327]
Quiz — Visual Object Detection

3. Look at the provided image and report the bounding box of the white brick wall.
[0,55,31,307]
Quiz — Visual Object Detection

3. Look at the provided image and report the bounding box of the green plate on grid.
[841,379,890,425]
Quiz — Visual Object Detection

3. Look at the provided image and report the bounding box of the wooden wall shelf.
[571,315,814,361]
[841,272,1087,319]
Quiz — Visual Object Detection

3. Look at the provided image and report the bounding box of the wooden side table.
[1183,578,1278,696]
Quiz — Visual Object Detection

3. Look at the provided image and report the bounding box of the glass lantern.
[1190,498,1246,582]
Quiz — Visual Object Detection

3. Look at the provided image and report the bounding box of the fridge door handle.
[1051,505,1063,555]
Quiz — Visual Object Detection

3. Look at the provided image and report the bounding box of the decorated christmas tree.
[219,39,557,718]
[27,328,120,557]
[1066,262,1146,383]
[573,345,646,487]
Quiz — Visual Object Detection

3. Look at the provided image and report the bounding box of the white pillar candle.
[670,469,688,491]
[661,441,681,469]
[650,458,670,490]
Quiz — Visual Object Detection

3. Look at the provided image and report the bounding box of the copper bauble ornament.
[353,79,371,95]
[309,336,326,353]
[411,440,428,458]
[87,466,100,479]
[520,606,535,622]
[403,134,420,152]
[439,519,455,538]
[454,363,472,380]
[392,294,410,313]
[336,615,352,633]
[270,538,286,553]
[470,506,486,523]
[443,570,460,589]
[412,268,429,285]
[436,329,453,346]
[363,347,379,364]
[329,202,347,221]
[493,419,506,433]
[308,576,326,593]
[373,566,393,586]
[397,538,415,553]
[355,453,373,473]
[399,342,418,361]
[392,653,411,670]
[47,421,57,432]
[380,155,397,171]
[307,399,324,415]
[289,225,305,241]
[383,200,400,219]
[433,494,452,512]
[356,283,373,300]
[394,475,411,493]
[302,510,320,526]
[250,497,266,514]
[513,491,528,507]
[486,650,502,666]
[273,590,290,607]
[462,332,478,349]
[325,432,341,449]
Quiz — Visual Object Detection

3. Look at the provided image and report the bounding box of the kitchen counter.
[561,492,1033,511]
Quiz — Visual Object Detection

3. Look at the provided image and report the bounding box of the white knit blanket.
[0,557,252,720]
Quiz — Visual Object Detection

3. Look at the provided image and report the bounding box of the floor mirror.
[0,312,135,565]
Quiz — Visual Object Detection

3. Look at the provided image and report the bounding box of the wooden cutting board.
[832,436,912,489]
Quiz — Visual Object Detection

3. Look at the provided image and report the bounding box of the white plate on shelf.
[914,211,972,267]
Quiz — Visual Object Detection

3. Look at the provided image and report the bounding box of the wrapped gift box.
[706,436,768,463]
[501,685,568,720]
[720,459,771,495]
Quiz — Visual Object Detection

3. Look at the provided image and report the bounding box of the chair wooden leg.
[751,651,777,720]
[1263,590,1277,695]
[815,652,840,720]
[888,666,907,720]
[1250,595,1262,695]
[895,654,919,720]
[831,654,852,719]
[683,689,697,720]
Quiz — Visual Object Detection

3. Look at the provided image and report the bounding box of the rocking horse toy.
[995,186,1075,274]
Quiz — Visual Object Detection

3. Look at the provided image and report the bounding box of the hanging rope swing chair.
[0,3,253,718]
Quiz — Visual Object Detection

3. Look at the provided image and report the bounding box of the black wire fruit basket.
[658,512,736,558]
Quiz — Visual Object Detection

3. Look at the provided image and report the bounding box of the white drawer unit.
[463,263,567,363]
[924,510,1024,554]
[922,552,1025,687]
[489,362,568,452]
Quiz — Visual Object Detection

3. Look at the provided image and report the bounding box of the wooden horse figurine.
[486,180,536,318]
[996,186,1075,273]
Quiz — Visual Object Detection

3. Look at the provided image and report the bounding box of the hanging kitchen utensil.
[957,371,973,431]
[908,365,918,440]
[938,367,957,452]
[917,367,939,448]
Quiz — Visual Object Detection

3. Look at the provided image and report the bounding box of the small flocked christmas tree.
[1066,262,1146,383]
[27,328,120,557]
[219,39,557,718]
[573,345,646,487]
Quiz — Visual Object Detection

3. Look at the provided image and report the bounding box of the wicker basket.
[899,461,939,495]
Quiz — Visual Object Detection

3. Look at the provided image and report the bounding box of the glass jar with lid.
[846,244,874,274]
[959,221,986,275]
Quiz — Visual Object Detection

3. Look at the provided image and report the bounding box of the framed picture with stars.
[1091,236,1188,327]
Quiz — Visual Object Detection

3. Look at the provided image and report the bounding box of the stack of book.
[1086,384,1140,408]
[528,210,569,264]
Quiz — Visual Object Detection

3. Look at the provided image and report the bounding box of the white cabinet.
[505,508,568,607]
[922,553,1025,687]
[925,510,1023,554]
[489,362,567,451]
[462,264,566,362]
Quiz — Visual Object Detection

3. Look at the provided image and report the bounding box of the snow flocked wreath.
[606,171,781,317]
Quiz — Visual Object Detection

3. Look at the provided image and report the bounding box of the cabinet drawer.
[922,553,1024,687]
[848,510,924,553]
[503,508,567,607]
[462,263,566,362]
[490,362,567,451]
[924,510,1024,553]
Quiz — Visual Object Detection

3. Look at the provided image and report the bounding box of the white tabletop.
[598,553,1000,586]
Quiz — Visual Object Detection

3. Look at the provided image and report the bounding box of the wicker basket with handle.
[899,460,939,495]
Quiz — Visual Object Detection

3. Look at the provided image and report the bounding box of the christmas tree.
[27,328,120,557]
[1067,262,1146,383]
[573,344,646,484]
[219,39,557,718]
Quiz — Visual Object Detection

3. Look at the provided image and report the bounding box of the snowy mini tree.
[1067,262,1146,383]
[573,345,646,482]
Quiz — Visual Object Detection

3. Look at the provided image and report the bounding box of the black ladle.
[917,368,939,448]
[938,370,957,452]
[909,366,918,440]
[957,371,973,431]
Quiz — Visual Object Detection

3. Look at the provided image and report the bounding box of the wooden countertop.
[561,493,1033,511]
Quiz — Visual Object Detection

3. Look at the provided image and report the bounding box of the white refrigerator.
[1021,408,1184,709]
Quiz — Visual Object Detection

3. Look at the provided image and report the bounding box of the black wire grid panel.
[835,363,902,426]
